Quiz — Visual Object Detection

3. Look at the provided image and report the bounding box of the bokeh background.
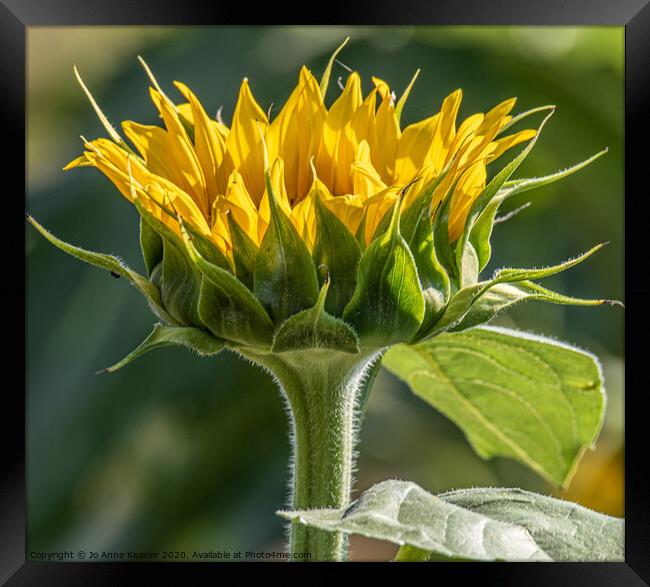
[26,26,624,561]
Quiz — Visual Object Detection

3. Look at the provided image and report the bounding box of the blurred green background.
[26,26,624,561]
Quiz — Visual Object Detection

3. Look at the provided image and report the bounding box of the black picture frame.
[5,1,648,583]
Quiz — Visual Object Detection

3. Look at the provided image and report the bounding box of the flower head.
[29,42,611,368]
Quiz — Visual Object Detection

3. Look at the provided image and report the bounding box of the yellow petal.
[174,81,233,202]
[478,97,517,134]
[222,170,259,244]
[394,113,440,184]
[226,79,269,203]
[257,157,291,242]
[428,89,462,174]
[352,140,386,200]
[148,88,209,216]
[267,67,325,203]
[488,128,537,162]
[448,160,487,241]
[316,72,362,195]
[363,186,400,245]
[371,79,400,183]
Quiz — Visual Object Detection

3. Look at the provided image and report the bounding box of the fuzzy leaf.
[343,199,425,347]
[279,480,549,561]
[383,326,606,486]
[312,195,362,317]
[27,214,176,325]
[98,323,224,373]
[280,481,623,562]
[272,282,360,353]
[440,487,624,562]
[384,327,605,486]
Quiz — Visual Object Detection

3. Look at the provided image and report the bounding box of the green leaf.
[227,214,259,290]
[98,323,224,373]
[280,480,624,562]
[383,326,606,486]
[312,194,362,317]
[26,214,177,325]
[440,487,624,562]
[254,172,319,324]
[272,282,360,353]
[343,197,425,347]
[181,227,275,348]
[449,280,616,332]
[393,545,432,562]
[455,107,555,278]
[279,480,549,561]
[139,215,163,276]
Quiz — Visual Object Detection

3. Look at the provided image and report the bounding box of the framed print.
[4,0,649,583]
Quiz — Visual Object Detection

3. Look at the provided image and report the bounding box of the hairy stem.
[239,347,383,561]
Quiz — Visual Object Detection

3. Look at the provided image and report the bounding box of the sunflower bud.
[28,55,615,370]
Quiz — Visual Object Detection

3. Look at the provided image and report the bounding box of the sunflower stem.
[239,347,383,561]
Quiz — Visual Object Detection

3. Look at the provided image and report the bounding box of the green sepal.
[497,104,555,135]
[449,280,620,332]
[139,214,163,276]
[425,244,609,338]
[226,214,259,290]
[401,177,453,341]
[132,198,202,326]
[271,281,360,353]
[254,171,319,324]
[470,149,608,272]
[319,37,349,99]
[98,322,224,373]
[499,148,608,199]
[368,199,397,244]
[355,207,369,249]
[343,197,425,347]
[431,184,458,289]
[180,226,275,348]
[312,194,362,317]
[455,107,555,279]
[26,214,177,325]
[183,222,231,271]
